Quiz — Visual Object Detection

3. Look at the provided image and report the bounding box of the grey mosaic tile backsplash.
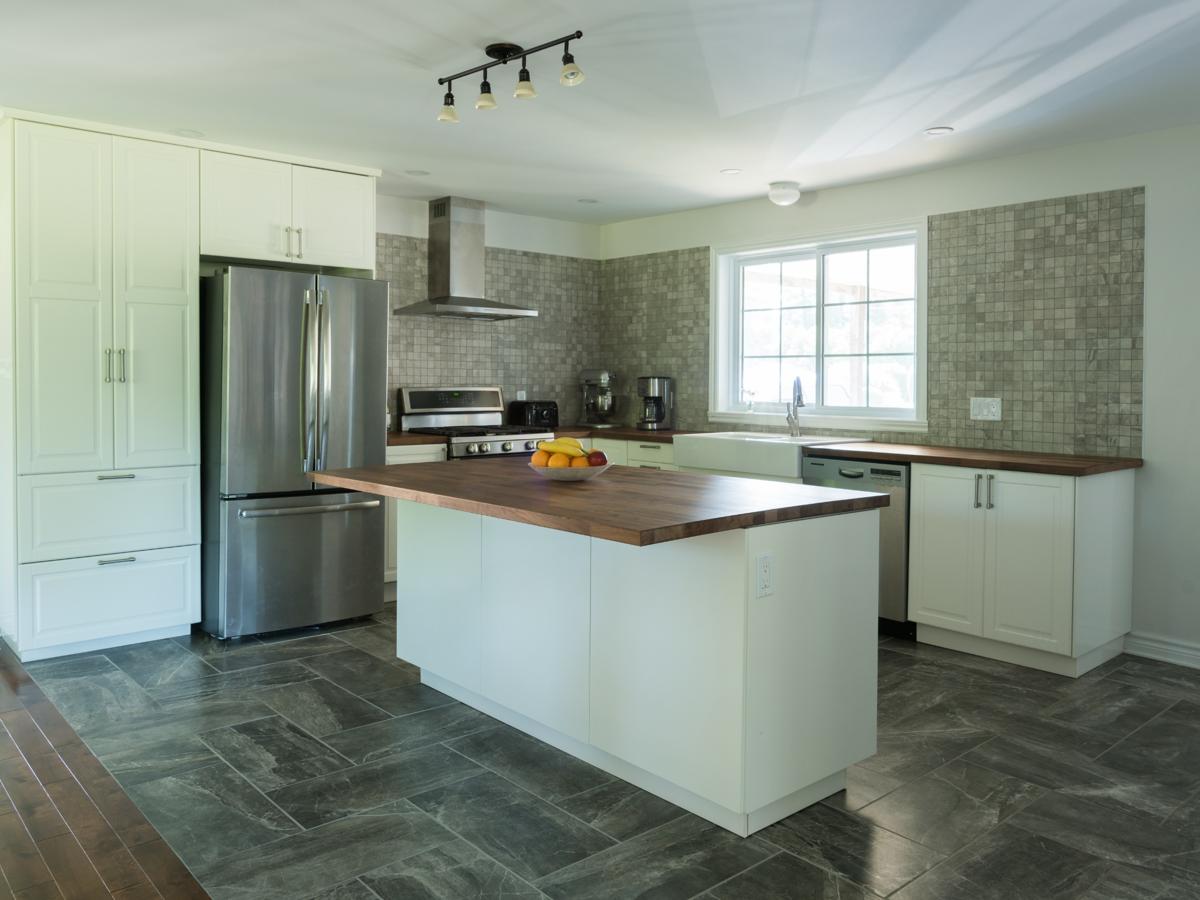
[380,186,1143,455]
[379,234,602,424]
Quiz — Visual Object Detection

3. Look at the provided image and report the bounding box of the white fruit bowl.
[529,461,613,481]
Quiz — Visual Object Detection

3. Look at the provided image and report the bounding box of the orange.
[530,449,550,467]
[548,453,570,468]
[570,456,590,468]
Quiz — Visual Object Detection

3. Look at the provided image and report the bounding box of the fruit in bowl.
[529,438,612,480]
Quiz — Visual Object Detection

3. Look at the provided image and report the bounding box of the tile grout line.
[682,850,785,900]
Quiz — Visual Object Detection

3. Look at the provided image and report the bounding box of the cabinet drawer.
[631,461,679,471]
[18,466,199,562]
[385,445,447,465]
[18,545,199,651]
[627,441,674,464]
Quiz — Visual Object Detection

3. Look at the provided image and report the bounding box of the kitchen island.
[311,459,887,836]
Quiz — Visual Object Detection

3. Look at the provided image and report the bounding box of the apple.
[587,449,608,467]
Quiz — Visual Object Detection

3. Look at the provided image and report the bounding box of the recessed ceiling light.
[720,168,742,175]
[404,169,431,176]
[172,128,205,139]
[924,126,955,136]
[578,198,599,204]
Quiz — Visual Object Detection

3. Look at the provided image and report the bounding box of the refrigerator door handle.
[238,499,380,519]
[317,288,332,470]
[301,289,318,472]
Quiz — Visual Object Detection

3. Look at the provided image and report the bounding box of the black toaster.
[509,400,559,429]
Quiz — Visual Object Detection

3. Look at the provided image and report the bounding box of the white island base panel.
[394,500,880,837]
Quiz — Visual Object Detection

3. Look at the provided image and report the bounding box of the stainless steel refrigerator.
[200,266,387,638]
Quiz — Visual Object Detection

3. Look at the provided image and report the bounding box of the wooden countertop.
[805,442,1143,476]
[387,432,450,447]
[554,427,689,444]
[309,458,888,547]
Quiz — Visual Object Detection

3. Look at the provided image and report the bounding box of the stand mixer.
[579,369,619,428]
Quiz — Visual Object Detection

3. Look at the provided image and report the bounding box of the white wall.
[376,194,603,259]
[600,124,1200,658]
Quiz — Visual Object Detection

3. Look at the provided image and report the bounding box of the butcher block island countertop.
[309,458,887,546]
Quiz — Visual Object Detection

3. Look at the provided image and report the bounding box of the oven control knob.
[478,442,491,453]
[465,443,478,454]
[525,440,538,451]
[501,442,513,452]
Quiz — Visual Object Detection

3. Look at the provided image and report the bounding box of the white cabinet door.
[591,438,628,466]
[383,444,448,582]
[113,138,200,468]
[18,466,199,563]
[15,123,114,474]
[908,464,986,636]
[199,151,292,262]
[983,470,1076,655]
[384,497,397,582]
[291,166,375,269]
[481,518,591,740]
[627,441,674,465]
[18,545,199,651]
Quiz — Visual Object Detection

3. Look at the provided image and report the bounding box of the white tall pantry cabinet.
[2,120,201,660]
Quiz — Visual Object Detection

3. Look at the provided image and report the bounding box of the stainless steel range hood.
[394,196,538,321]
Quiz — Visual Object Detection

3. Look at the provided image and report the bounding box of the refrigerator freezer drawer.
[205,492,384,638]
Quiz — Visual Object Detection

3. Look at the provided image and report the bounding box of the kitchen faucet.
[785,376,805,437]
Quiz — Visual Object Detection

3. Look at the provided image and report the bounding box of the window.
[712,229,925,429]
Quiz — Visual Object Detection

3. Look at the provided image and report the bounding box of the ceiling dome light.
[437,88,459,123]
[475,75,497,110]
[924,125,955,136]
[514,59,537,99]
[720,168,742,175]
[767,181,801,206]
[559,44,585,86]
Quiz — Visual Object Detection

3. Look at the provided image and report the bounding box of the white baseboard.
[1124,632,1200,670]
[10,624,192,662]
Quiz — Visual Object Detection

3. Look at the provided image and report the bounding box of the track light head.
[559,45,584,86]
[475,76,497,110]
[437,89,459,123]
[514,60,537,99]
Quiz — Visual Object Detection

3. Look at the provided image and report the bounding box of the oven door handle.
[239,500,380,519]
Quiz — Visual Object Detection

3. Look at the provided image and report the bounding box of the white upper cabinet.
[113,138,200,468]
[15,123,114,474]
[200,152,293,262]
[292,166,375,269]
[200,152,375,269]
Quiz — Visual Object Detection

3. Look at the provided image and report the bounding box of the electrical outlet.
[970,397,1002,421]
[516,390,527,401]
[756,553,774,598]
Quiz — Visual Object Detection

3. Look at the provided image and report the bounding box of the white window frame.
[709,221,928,432]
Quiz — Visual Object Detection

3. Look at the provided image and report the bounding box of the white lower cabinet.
[590,438,628,466]
[18,466,199,563]
[18,546,199,654]
[383,444,447,581]
[908,463,1132,675]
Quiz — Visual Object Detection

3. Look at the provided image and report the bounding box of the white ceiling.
[4,0,1200,223]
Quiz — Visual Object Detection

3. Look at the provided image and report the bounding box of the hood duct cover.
[394,196,538,321]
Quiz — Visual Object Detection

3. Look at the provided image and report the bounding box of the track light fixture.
[437,30,583,121]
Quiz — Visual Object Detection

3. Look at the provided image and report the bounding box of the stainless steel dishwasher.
[802,456,912,637]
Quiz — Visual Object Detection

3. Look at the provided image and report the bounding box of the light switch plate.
[970,397,1002,421]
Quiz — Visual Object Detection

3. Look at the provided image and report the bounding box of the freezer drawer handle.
[838,468,865,478]
[238,500,381,519]
[96,473,136,480]
[98,556,136,566]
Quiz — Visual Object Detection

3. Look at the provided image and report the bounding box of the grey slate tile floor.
[24,596,1200,899]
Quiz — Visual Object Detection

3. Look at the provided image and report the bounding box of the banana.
[556,436,584,449]
[537,440,585,458]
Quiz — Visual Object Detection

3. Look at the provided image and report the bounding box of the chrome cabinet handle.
[104,348,113,383]
[986,474,995,509]
[295,227,304,259]
[118,348,127,383]
[285,225,294,258]
[974,474,982,509]
[97,473,135,480]
[98,556,136,566]
[637,444,660,451]
[239,500,380,519]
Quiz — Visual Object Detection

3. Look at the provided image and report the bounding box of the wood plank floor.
[0,643,207,899]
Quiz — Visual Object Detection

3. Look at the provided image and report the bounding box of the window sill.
[708,410,928,433]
